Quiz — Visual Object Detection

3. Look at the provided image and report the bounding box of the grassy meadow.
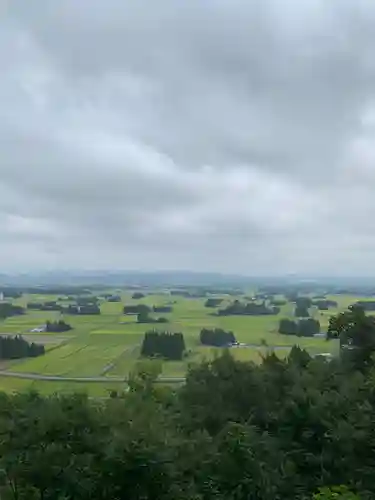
[0,290,365,395]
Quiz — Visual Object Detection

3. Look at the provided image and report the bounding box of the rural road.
[0,370,185,384]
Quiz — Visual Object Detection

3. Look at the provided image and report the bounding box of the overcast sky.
[2,0,375,275]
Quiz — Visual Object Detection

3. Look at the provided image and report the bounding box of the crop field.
[0,290,367,395]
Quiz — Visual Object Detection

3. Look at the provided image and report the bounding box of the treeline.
[123,304,150,315]
[153,305,173,313]
[355,300,375,311]
[218,300,279,316]
[65,304,100,315]
[204,298,223,308]
[0,335,44,359]
[200,328,237,347]
[0,303,24,319]
[279,318,321,337]
[27,301,63,312]
[140,330,185,360]
[45,320,72,333]
[137,310,168,324]
[313,299,338,310]
[27,301,101,315]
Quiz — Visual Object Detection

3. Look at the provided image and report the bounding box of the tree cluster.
[354,300,375,311]
[65,304,101,315]
[123,304,151,315]
[106,295,121,302]
[200,328,237,347]
[313,299,338,310]
[0,288,22,299]
[137,310,168,324]
[218,300,280,316]
[279,318,321,337]
[295,305,310,317]
[0,335,45,359]
[140,330,185,360]
[204,298,224,308]
[153,305,173,313]
[0,303,25,320]
[75,296,99,306]
[27,301,63,312]
[132,292,145,299]
[45,320,72,333]
[328,305,375,368]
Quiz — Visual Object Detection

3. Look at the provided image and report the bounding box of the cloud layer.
[2,0,375,275]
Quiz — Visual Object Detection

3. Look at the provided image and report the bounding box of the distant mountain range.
[0,270,375,288]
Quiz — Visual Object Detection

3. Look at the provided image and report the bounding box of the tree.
[204,298,223,308]
[45,320,72,333]
[295,305,310,317]
[279,318,298,335]
[200,328,237,347]
[141,330,186,360]
[328,305,375,368]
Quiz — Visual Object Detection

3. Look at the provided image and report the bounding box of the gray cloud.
[2,0,375,275]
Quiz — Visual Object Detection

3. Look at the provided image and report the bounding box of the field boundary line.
[100,343,140,376]
[0,370,185,384]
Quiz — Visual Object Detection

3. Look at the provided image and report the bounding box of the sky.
[2,0,375,276]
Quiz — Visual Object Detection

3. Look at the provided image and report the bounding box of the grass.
[0,290,361,393]
[0,377,126,397]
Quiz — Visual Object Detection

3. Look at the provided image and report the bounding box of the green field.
[0,290,363,395]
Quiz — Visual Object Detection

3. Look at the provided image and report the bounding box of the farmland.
[0,289,367,396]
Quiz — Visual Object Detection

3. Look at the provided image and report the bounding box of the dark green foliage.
[1,289,22,299]
[354,300,375,311]
[200,328,237,347]
[132,292,145,299]
[137,311,168,324]
[0,335,44,359]
[204,298,224,308]
[295,296,313,309]
[295,305,310,317]
[0,338,372,499]
[279,318,298,335]
[27,302,63,312]
[298,318,321,336]
[153,305,173,313]
[218,299,279,316]
[65,304,100,315]
[141,330,185,360]
[328,305,375,368]
[279,318,320,336]
[313,299,338,310]
[106,295,121,302]
[123,304,151,315]
[45,320,72,333]
[27,302,44,310]
[76,296,99,306]
[0,302,25,319]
